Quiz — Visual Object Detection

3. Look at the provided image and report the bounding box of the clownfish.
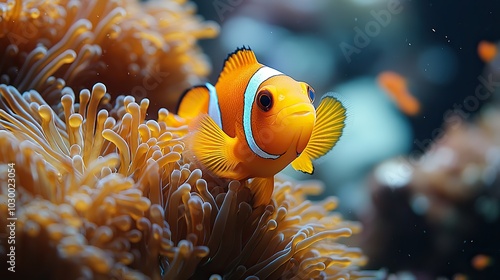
[177,47,346,206]
[377,71,420,116]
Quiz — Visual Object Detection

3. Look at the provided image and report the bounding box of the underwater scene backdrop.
[0,0,499,279]
[194,0,500,279]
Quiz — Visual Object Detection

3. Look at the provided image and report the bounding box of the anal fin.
[248,177,274,207]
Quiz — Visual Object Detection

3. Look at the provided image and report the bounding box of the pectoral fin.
[188,114,242,179]
[247,177,275,207]
[291,93,346,174]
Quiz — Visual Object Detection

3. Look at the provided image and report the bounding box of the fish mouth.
[291,110,312,117]
[276,103,315,122]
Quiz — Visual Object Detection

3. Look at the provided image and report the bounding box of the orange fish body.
[178,47,346,205]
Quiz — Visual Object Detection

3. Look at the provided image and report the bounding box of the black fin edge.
[175,84,209,115]
[217,45,253,81]
[298,166,315,175]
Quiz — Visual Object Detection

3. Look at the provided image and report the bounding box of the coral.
[0,0,218,112]
[0,83,372,279]
[362,108,500,278]
[0,1,373,279]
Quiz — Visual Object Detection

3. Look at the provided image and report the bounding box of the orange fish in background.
[377,71,420,116]
[452,274,468,280]
[478,40,497,63]
[177,47,346,206]
[471,254,493,271]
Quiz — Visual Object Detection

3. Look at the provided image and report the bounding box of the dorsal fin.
[176,85,210,121]
[219,46,258,81]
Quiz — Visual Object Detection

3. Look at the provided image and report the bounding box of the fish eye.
[257,89,273,112]
[307,86,315,102]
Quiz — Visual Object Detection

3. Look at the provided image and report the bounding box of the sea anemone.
[0,0,218,111]
[0,0,373,279]
[0,83,372,279]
